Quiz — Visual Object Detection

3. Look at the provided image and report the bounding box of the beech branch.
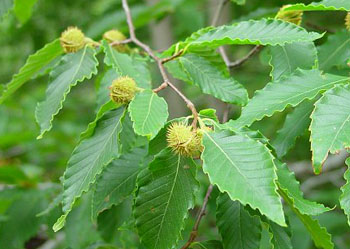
[180,184,214,249]
[120,0,198,128]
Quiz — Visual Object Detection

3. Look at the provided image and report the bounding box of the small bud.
[166,123,203,157]
[103,29,129,53]
[345,12,350,31]
[60,27,85,53]
[276,5,303,26]
[109,76,137,104]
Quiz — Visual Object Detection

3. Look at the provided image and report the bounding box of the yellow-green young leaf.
[272,100,314,158]
[179,54,248,105]
[318,31,350,71]
[134,148,199,249]
[102,40,151,89]
[275,161,331,215]
[0,0,13,18]
[278,189,334,249]
[269,42,317,81]
[232,69,349,128]
[201,131,285,226]
[129,89,169,139]
[284,0,350,11]
[310,85,350,174]
[340,158,350,226]
[165,19,322,54]
[216,193,262,249]
[13,0,37,23]
[92,147,147,219]
[53,108,124,232]
[35,46,99,139]
[0,39,63,104]
[231,0,245,5]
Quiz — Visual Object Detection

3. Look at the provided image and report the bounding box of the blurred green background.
[1,0,349,248]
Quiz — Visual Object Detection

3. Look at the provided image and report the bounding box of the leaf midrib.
[154,154,181,248]
[181,57,243,100]
[141,92,155,134]
[67,113,122,210]
[320,37,350,69]
[205,133,267,198]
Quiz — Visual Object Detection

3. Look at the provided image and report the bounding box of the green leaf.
[284,0,350,11]
[165,19,322,54]
[199,108,219,122]
[37,192,63,217]
[80,100,120,141]
[97,69,119,109]
[232,69,349,128]
[53,108,124,232]
[65,194,101,249]
[259,223,273,249]
[266,220,292,249]
[134,148,199,249]
[119,111,146,154]
[318,31,350,71]
[0,0,13,18]
[129,89,169,139]
[190,240,223,249]
[269,42,317,81]
[13,0,37,23]
[278,189,334,249]
[0,39,63,104]
[201,131,285,226]
[179,54,248,105]
[272,100,314,158]
[0,190,47,249]
[97,200,132,242]
[102,40,151,89]
[340,158,350,226]
[216,193,262,249]
[35,46,99,138]
[310,85,350,174]
[92,147,147,219]
[276,161,330,216]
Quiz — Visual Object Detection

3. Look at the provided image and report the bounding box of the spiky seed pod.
[166,123,203,157]
[103,29,130,53]
[60,27,86,53]
[276,5,303,26]
[109,76,137,104]
[345,12,350,31]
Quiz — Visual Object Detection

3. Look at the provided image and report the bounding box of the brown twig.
[110,38,132,46]
[226,45,262,68]
[180,184,214,249]
[211,0,229,26]
[120,0,198,128]
[305,22,335,34]
[161,49,184,64]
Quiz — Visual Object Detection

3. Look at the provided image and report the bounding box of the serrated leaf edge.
[202,132,286,227]
[53,108,124,232]
[36,46,99,139]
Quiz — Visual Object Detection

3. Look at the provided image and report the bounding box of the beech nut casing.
[60,27,86,53]
[109,76,137,104]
